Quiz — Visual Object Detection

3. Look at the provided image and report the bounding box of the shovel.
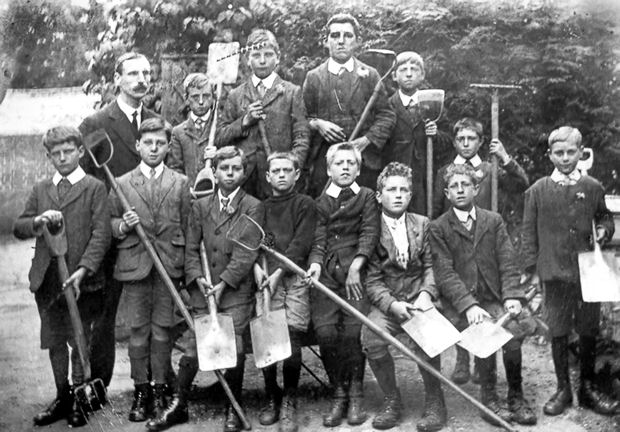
[579,221,620,302]
[416,89,445,218]
[250,255,291,368]
[401,303,460,358]
[458,288,539,359]
[41,220,112,428]
[227,215,519,432]
[195,243,238,370]
[83,130,251,430]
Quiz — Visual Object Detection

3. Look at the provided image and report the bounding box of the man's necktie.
[149,168,156,179]
[221,197,230,214]
[257,81,267,98]
[463,215,474,231]
[465,159,474,168]
[337,187,355,207]
[131,110,139,131]
[195,118,204,131]
[57,178,71,201]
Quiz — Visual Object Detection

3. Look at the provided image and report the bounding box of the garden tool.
[349,48,397,141]
[250,254,291,368]
[458,287,539,359]
[195,242,237,370]
[226,214,519,432]
[83,129,251,430]
[192,41,240,198]
[41,220,113,431]
[470,83,522,212]
[416,89,445,217]
[401,302,460,358]
[579,220,620,302]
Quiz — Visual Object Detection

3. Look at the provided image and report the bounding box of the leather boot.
[146,358,196,431]
[347,356,367,426]
[259,365,282,425]
[417,357,447,432]
[504,347,537,425]
[451,346,470,384]
[224,405,242,432]
[479,356,512,426]
[544,336,572,416]
[151,384,168,420]
[578,335,620,415]
[128,383,152,422]
[507,388,537,425]
[279,392,298,432]
[67,387,87,428]
[33,386,72,426]
[368,354,401,430]
[323,385,348,427]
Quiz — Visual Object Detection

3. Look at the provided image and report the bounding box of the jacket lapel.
[215,189,246,230]
[473,207,490,248]
[108,101,139,158]
[391,93,421,131]
[45,180,61,208]
[128,168,152,210]
[379,218,399,263]
[447,210,473,241]
[58,179,87,210]
[152,167,176,213]
[347,59,364,105]
[261,75,284,108]
[405,213,421,260]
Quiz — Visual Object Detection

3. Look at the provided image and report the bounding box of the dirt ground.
[2,237,620,432]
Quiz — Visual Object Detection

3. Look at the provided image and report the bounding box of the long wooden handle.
[491,89,499,212]
[262,245,518,432]
[57,258,91,380]
[426,136,433,218]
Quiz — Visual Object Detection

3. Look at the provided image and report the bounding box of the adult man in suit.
[79,52,158,388]
[302,13,395,197]
[216,29,309,200]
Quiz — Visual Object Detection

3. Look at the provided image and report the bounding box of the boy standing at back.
[303,13,395,196]
[383,52,451,214]
[521,126,617,417]
[255,151,316,432]
[307,142,379,428]
[361,162,446,431]
[108,118,191,423]
[14,126,111,428]
[433,117,529,383]
[167,73,215,186]
[430,164,536,427]
[217,29,310,200]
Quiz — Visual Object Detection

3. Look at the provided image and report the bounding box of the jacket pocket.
[170,231,186,269]
[115,235,141,273]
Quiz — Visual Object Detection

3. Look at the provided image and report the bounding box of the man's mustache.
[134,84,148,92]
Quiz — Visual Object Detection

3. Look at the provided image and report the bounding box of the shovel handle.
[426,135,433,218]
[261,244,518,432]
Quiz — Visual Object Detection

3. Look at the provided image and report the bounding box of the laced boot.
[478,356,512,426]
[417,357,446,432]
[151,384,168,420]
[128,383,152,422]
[451,346,471,384]
[347,356,367,426]
[259,365,282,425]
[372,392,402,430]
[504,347,537,425]
[323,385,348,427]
[507,388,537,425]
[544,336,572,416]
[67,386,87,428]
[579,335,620,415]
[224,405,242,432]
[368,354,401,430]
[279,391,298,432]
[33,385,72,426]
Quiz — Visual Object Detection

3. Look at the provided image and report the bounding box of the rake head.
[83,129,114,168]
[226,214,265,251]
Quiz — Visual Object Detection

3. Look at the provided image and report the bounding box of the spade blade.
[250,308,292,368]
[401,307,461,358]
[578,248,620,302]
[195,312,237,371]
[458,320,513,359]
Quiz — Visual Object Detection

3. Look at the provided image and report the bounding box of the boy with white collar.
[521,126,617,417]
[108,118,191,423]
[307,142,379,427]
[361,162,446,431]
[302,13,395,196]
[217,28,309,200]
[432,117,529,384]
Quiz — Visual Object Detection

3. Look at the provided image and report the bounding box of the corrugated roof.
[0,87,99,136]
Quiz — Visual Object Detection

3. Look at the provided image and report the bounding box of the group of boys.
[14,10,618,432]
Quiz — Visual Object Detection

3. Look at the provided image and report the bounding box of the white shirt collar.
[454,154,482,168]
[382,212,406,228]
[52,166,86,186]
[218,187,241,209]
[550,168,581,184]
[327,58,355,75]
[139,161,164,179]
[190,110,211,123]
[325,181,360,199]
[398,90,419,107]
[251,72,277,90]
[117,97,143,126]
[453,206,476,223]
